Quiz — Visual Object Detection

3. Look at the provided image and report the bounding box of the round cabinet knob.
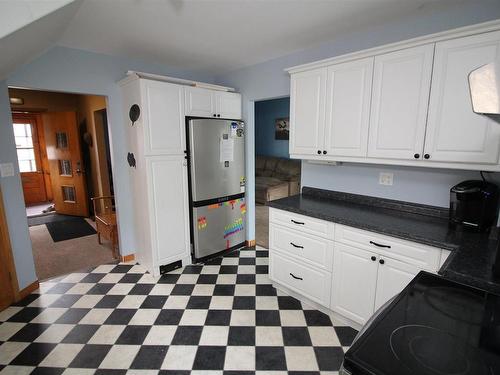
[317,150,321,155]
[414,153,420,159]
[323,150,327,155]
[213,114,217,117]
[217,114,221,117]
[379,259,385,265]
[424,154,430,159]
[371,256,376,261]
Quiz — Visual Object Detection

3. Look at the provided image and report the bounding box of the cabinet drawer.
[270,224,334,271]
[269,208,334,239]
[270,252,331,307]
[335,224,441,271]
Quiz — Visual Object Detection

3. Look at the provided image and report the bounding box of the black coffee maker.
[449,180,499,232]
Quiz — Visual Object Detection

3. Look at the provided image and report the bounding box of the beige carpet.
[29,219,117,281]
[255,204,269,249]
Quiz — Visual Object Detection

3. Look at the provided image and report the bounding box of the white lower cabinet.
[373,256,420,311]
[269,208,449,327]
[331,243,378,325]
[269,251,332,307]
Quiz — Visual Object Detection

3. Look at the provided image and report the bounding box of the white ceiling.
[56,0,452,75]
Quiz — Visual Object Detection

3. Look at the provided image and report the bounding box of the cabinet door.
[332,243,378,325]
[141,80,185,155]
[368,45,434,159]
[289,68,327,156]
[147,156,190,270]
[185,86,216,117]
[374,256,419,311]
[424,31,500,164]
[216,91,242,119]
[324,58,373,157]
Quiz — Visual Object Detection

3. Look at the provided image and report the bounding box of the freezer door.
[189,119,245,202]
[193,197,246,259]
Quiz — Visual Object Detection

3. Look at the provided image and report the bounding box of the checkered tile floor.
[0,247,357,374]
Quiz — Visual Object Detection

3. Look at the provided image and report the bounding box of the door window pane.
[62,186,76,202]
[59,160,72,176]
[56,132,68,149]
[13,123,37,172]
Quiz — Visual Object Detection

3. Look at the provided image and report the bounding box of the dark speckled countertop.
[268,187,500,295]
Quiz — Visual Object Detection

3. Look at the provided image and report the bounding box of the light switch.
[0,163,15,177]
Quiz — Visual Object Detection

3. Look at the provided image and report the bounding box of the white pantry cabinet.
[289,67,327,156]
[120,76,192,276]
[140,79,186,155]
[325,58,373,157]
[185,86,242,119]
[424,31,500,164]
[367,44,434,160]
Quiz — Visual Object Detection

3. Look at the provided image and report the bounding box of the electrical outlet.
[379,172,393,186]
[0,163,15,177]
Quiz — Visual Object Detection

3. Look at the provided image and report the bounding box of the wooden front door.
[0,187,18,311]
[43,112,89,217]
[13,114,47,205]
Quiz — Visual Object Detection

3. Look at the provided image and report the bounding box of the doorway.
[10,88,119,280]
[254,97,300,248]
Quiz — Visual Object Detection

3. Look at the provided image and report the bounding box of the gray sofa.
[255,155,301,204]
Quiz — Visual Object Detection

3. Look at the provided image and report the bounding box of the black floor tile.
[62,324,100,344]
[256,284,277,296]
[9,323,50,342]
[233,296,255,310]
[256,265,269,274]
[79,273,106,283]
[128,284,155,295]
[277,296,302,310]
[171,326,203,345]
[256,346,287,370]
[236,274,256,284]
[118,274,143,283]
[116,325,151,345]
[95,295,125,308]
[55,308,90,324]
[158,274,180,284]
[155,309,184,325]
[104,308,136,325]
[50,294,81,308]
[304,310,332,326]
[46,283,76,294]
[182,265,203,274]
[213,285,235,296]
[140,296,168,308]
[8,307,43,322]
[334,326,358,346]
[109,265,134,273]
[186,296,211,309]
[219,266,238,274]
[196,274,218,284]
[205,310,232,326]
[228,326,255,346]
[11,343,57,366]
[170,284,195,296]
[130,345,168,369]
[31,367,65,375]
[282,327,312,346]
[192,346,226,370]
[314,346,344,371]
[256,310,281,326]
[69,344,112,368]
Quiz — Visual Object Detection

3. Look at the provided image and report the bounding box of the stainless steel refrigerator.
[187,119,246,260]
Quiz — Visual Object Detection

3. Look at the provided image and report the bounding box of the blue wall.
[0,46,214,289]
[215,1,500,240]
[255,97,290,159]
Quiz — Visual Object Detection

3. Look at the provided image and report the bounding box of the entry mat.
[29,214,97,242]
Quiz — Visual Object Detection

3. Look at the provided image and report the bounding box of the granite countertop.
[268,187,500,295]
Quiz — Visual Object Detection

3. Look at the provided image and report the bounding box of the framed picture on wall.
[275,117,289,140]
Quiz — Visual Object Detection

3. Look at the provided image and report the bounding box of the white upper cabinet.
[185,86,242,119]
[185,86,216,118]
[368,45,434,160]
[216,91,242,120]
[141,79,185,156]
[424,31,500,164]
[324,58,373,157]
[289,67,327,156]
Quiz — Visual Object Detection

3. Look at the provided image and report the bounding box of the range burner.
[390,325,492,375]
[424,286,485,325]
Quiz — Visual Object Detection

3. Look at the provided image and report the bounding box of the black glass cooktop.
[343,271,500,375]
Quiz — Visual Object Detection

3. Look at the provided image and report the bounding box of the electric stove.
[342,271,500,375]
